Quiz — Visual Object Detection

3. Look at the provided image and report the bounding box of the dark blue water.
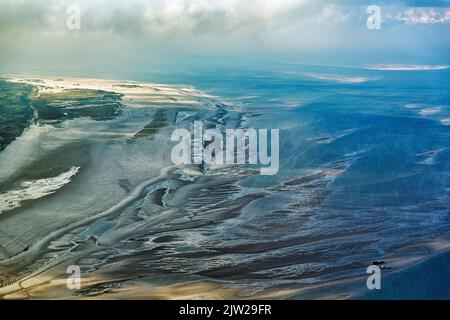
[359,250,450,300]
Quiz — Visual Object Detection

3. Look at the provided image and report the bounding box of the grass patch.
[32,89,123,122]
[135,109,168,137]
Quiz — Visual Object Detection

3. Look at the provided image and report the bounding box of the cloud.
[0,0,449,67]
[0,0,319,35]
[393,8,450,24]
[1,0,449,37]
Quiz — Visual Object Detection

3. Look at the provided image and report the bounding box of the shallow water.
[0,64,449,298]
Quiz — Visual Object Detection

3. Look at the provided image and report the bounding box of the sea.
[1,58,449,299]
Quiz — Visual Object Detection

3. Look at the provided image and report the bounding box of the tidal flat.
[0,73,449,300]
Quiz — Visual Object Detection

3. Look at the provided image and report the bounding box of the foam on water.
[0,166,80,214]
[305,73,374,84]
[419,107,441,116]
[405,104,423,109]
[175,111,197,124]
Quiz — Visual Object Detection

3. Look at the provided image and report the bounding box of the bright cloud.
[0,0,449,36]
[394,8,450,24]
[0,0,448,67]
[0,0,318,35]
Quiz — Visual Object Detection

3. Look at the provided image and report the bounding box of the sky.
[0,0,449,75]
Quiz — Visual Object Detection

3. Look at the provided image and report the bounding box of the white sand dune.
[4,76,218,109]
